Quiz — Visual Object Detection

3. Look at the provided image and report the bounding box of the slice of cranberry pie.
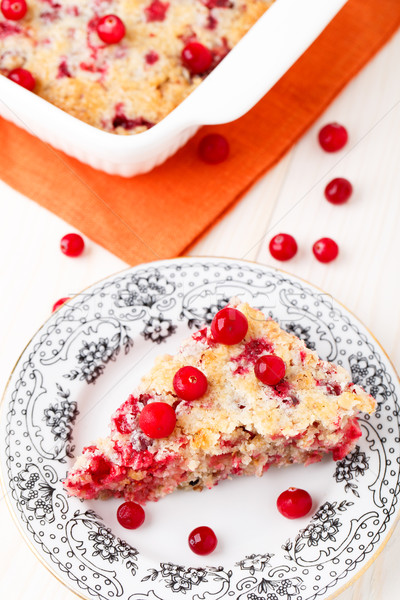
[64,299,375,504]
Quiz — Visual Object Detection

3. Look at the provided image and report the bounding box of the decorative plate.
[1,258,399,600]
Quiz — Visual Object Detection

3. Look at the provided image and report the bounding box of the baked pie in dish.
[64,298,376,504]
[0,0,274,133]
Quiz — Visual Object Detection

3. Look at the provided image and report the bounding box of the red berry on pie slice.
[64,299,375,504]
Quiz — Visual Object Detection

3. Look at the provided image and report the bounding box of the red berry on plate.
[277,487,312,519]
[52,297,70,312]
[182,42,212,74]
[324,177,353,205]
[117,501,145,529]
[312,237,339,263]
[8,67,35,91]
[139,402,176,439]
[211,307,248,345]
[255,355,286,386]
[188,526,217,555]
[97,14,125,44]
[1,0,27,20]
[198,133,229,164]
[60,233,85,257]
[269,233,297,261]
[318,123,348,152]
[173,366,208,401]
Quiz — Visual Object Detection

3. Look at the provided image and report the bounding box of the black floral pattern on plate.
[43,384,78,457]
[349,354,389,405]
[116,270,175,308]
[16,464,55,523]
[65,326,133,384]
[334,445,369,497]
[142,314,176,344]
[236,554,274,575]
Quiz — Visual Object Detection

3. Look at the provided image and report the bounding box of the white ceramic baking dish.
[0,0,346,177]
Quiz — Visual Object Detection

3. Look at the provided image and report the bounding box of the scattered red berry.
[211,307,248,345]
[312,237,339,263]
[117,502,145,529]
[173,366,208,401]
[60,233,85,257]
[277,487,312,519]
[96,14,125,44]
[139,402,176,439]
[269,233,298,261]
[318,123,348,152]
[188,526,217,555]
[1,0,27,20]
[324,177,353,205]
[182,41,212,74]
[255,355,286,386]
[52,297,70,312]
[8,67,35,91]
[198,133,229,164]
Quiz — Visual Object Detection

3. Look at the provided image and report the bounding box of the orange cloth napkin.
[1,0,399,265]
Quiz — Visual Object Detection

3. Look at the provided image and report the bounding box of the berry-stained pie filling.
[0,0,275,133]
[64,298,375,505]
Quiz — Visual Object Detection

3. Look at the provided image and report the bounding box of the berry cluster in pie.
[64,298,376,504]
[0,0,273,133]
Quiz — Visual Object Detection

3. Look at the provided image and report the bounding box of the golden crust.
[65,298,376,502]
[0,0,274,133]
[137,300,375,452]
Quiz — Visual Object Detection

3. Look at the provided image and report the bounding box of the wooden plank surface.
[1,27,400,600]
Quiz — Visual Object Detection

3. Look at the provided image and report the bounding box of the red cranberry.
[188,526,217,555]
[255,355,286,386]
[318,123,348,152]
[90,455,112,484]
[145,0,169,22]
[60,233,85,257]
[269,233,297,261]
[52,297,70,312]
[277,487,312,519]
[8,67,35,91]
[312,237,339,263]
[173,366,208,401]
[211,307,248,345]
[96,14,125,44]
[145,50,159,65]
[1,0,27,20]
[182,42,212,74]
[139,402,176,439]
[117,501,145,529]
[324,178,353,205]
[198,133,229,164]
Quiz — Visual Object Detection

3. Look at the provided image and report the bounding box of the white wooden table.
[1,28,400,600]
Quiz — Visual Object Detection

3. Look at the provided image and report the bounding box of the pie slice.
[64,299,376,504]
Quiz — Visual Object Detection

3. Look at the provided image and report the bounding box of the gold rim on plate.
[0,256,399,600]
